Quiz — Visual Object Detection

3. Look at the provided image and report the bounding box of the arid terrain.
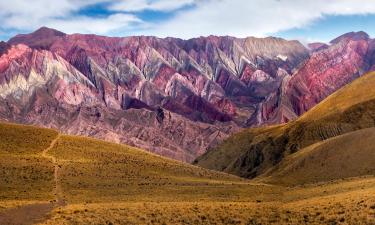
[0,24,375,225]
[0,121,374,224]
[1,1,375,224]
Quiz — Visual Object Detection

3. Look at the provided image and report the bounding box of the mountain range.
[0,27,374,162]
[1,28,375,225]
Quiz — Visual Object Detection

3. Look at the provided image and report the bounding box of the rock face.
[254,32,375,125]
[1,28,374,162]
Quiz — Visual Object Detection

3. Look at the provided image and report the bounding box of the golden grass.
[260,128,375,185]
[0,122,374,224]
[0,123,58,202]
[0,154,54,201]
[40,177,375,225]
[0,122,58,155]
[48,135,281,204]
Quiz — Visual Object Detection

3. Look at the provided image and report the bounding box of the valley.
[0,122,374,224]
[0,27,375,225]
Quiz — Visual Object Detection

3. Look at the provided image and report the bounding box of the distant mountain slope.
[8,27,66,49]
[1,28,375,162]
[195,71,375,180]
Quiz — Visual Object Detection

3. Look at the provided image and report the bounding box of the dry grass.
[0,122,57,202]
[0,122,374,224]
[41,177,375,224]
[259,128,375,185]
[0,154,54,201]
[48,135,281,204]
[0,122,58,155]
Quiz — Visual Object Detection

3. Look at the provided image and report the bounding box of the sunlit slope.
[195,72,375,179]
[0,122,58,154]
[0,122,374,224]
[0,121,278,205]
[0,122,57,201]
[48,135,274,204]
[42,177,375,225]
[259,128,375,185]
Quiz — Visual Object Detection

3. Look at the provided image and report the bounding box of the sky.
[1,0,375,43]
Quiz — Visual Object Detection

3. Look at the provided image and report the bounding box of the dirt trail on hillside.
[0,134,64,225]
[42,134,65,205]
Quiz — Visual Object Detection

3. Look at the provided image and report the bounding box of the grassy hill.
[0,122,58,201]
[259,128,375,185]
[0,122,374,224]
[195,71,375,181]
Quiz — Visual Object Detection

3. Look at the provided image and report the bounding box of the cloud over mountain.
[1,0,375,39]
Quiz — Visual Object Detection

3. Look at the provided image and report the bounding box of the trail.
[0,133,64,225]
[42,133,65,205]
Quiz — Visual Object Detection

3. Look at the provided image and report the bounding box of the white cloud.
[0,0,375,39]
[144,0,375,39]
[46,14,143,35]
[0,0,141,35]
[109,0,195,12]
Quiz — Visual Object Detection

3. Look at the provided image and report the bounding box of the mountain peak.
[330,31,369,44]
[8,26,66,49]
[33,26,66,36]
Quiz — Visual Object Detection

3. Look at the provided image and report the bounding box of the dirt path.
[0,134,64,225]
[42,134,65,205]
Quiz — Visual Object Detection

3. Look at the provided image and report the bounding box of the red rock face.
[253,32,375,126]
[2,28,374,162]
[286,34,371,115]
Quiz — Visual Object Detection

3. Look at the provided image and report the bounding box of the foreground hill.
[195,71,375,181]
[0,122,374,224]
[260,128,375,185]
[1,28,374,162]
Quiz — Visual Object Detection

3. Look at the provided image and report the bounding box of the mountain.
[1,121,374,224]
[8,27,66,49]
[253,31,375,125]
[194,71,375,180]
[1,28,374,162]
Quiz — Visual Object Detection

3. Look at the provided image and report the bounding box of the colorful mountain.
[1,28,374,161]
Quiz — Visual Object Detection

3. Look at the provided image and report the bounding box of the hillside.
[0,121,374,224]
[259,128,375,185]
[195,71,375,180]
[0,122,251,204]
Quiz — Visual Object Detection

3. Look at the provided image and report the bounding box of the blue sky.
[277,14,375,43]
[1,0,375,43]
